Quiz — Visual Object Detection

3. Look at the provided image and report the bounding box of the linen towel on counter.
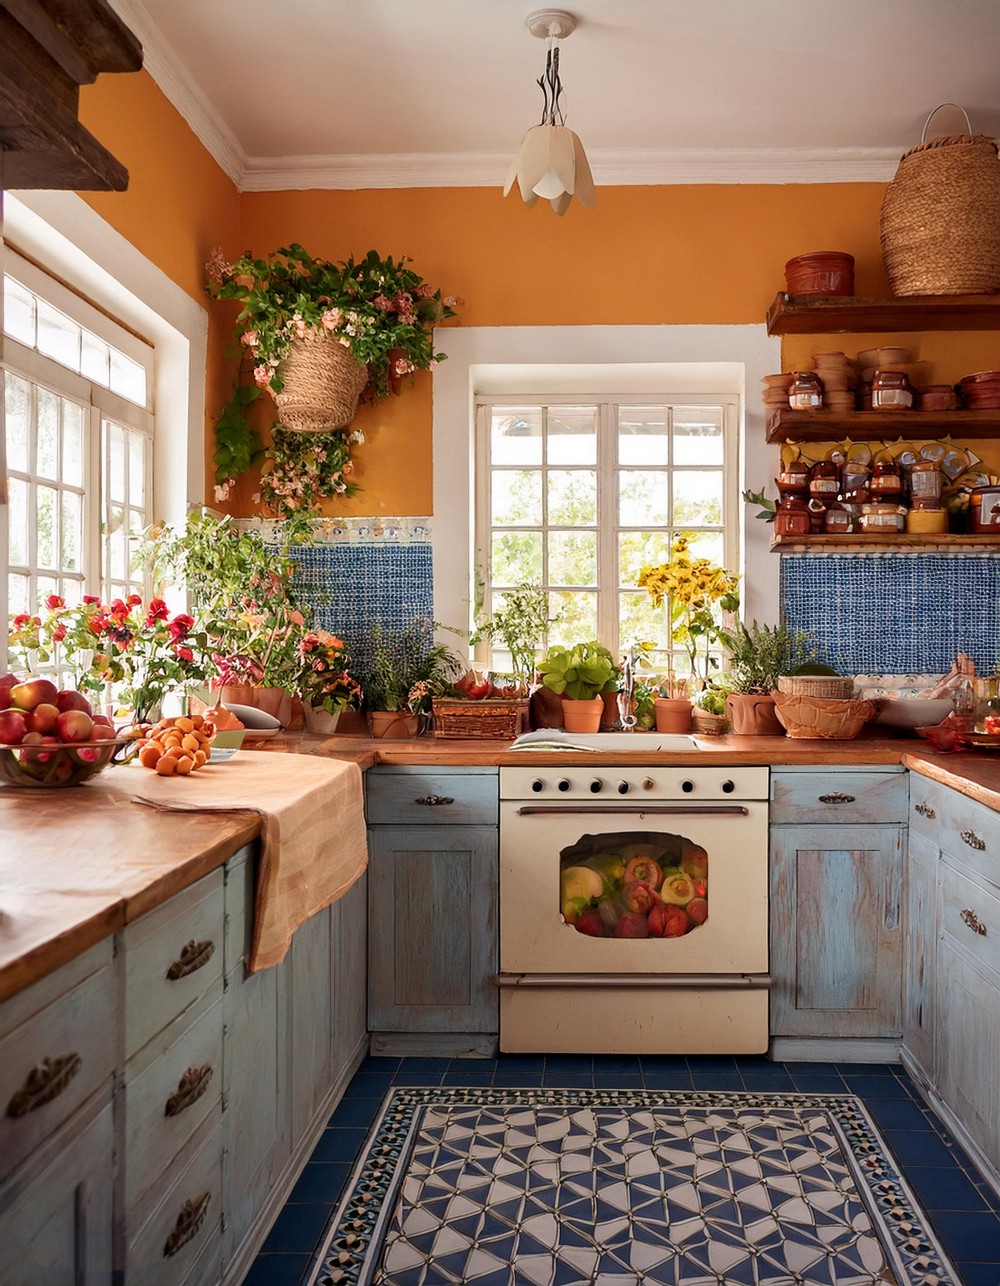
[116,751,367,971]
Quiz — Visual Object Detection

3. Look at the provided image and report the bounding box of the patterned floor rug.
[307,1086,961,1286]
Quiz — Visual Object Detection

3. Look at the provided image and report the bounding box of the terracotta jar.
[809,460,841,500]
[653,697,693,733]
[871,369,914,410]
[870,458,904,502]
[784,251,855,297]
[773,495,810,537]
[776,460,810,496]
[788,371,823,410]
[724,693,785,737]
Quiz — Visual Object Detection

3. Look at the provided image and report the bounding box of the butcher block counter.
[2,729,999,1003]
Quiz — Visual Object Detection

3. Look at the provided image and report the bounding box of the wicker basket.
[691,708,728,736]
[772,693,876,740]
[432,698,528,740]
[777,674,855,700]
[273,330,369,432]
[880,104,1000,296]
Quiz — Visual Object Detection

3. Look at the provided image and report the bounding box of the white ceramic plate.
[222,702,282,731]
[872,697,953,729]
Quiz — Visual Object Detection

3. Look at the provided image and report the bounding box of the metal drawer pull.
[818,793,856,804]
[414,794,454,806]
[6,1053,82,1118]
[960,908,988,936]
[915,802,936,818]
[163,1192,211,1257]
[960,829,987,851]
[165,1064,214,1117]
[166,939,215,980]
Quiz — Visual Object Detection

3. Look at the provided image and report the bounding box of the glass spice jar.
[788,371,823,411]
[824,500,852,533]
[859,503,907,533]
[871,369,914,410]
[870,458,904,502]
[809,460,841,499]
[908,460,943,509]
[776,459,810,496]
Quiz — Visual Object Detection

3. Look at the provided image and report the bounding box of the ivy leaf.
[742,487,777,523]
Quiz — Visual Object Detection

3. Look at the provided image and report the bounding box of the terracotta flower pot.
[654,697,693,733]
[368,710,419,739]
[218,684,293,728]
[561,697,603,734]
[724,693,785,737]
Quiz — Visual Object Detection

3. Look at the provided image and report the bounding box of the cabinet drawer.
[940,856,1000,979]
[125,869,225,1058]
[770,771,907,825]
[366,769,498,826]
[125,1120,222,1286]
[939,792,1000,887]
[123,995,223,1216]
[0,955,115,1183]
[908,775,944,840]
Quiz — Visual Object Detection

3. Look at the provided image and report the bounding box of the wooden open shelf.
[765,407,1000,443]
[766,292,1000,336]
[771,531,1000,553]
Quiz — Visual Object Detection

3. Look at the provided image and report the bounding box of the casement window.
[3,250,154,617]
[475,394,738,674]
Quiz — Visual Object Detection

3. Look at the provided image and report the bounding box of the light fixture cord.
[537,32,566,127]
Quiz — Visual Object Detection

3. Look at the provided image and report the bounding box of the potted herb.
[362,619,462,738]
[537,641,617,733]
[718,620,811,736]
[472,581,555,697]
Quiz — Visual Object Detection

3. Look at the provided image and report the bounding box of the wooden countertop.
[3,727,1000,1004]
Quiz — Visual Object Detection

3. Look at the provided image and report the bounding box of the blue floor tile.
[343,1072,394,1098]
[927,1209,1000,1261]
[642,1070,694,1090]
[242,1253,311,1286]
[492,1069,545,1087]
[739,1068,797,1092]
[392,1071,446,1085]
[786,1072,849,1095]
[397,1057,453,1072]
[842,1072,913,1098]
[309,1126,370,1164]
[882,1126,965,1170]
[541,1071,593,1087]
[592,1055,641,1073]
[544,1055,593,1073]
[260,1203,332,1255]
[689,1071,745,1092]
[954,1262,1000,1285]
[905,1164,991,1213]
[495,1054,544,1072]
[863,1095,936,1132]
[687,1055,739,1072]
[288,1162,351,1206]
[593,1071,643,1088]
[327,1096,380,1128]
[442,1070,495,1085]
[779,1060,841,1075]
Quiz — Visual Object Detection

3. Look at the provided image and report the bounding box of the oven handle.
[496,972,772,990]
[513,804,749,817]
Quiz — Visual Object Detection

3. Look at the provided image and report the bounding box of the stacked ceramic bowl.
[960,370,1000,409]
[761,372,795,410]
[811,352,857,411]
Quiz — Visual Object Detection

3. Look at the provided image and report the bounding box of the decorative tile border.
[253,516,432,546]
[308,1086,960,1286]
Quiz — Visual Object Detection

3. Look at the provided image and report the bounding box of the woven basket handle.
[921,102,973,143]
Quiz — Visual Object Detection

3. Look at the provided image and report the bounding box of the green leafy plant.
[537,641,618,701]
[742,486,777,523]
[472,581,558,695]
[297,630,362,715]
[693,680,731,715]
[362,620,463,713]
[256,426,363,520]
[719,620,812,695]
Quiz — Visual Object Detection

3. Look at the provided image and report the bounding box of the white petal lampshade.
[504,123,596,215]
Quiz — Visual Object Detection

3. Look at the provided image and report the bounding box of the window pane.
[682,530,725,566]
[62,492,83,571]
[620,590,670,651]
[673,470,724,526]
[109,348,147,405]
[36,486,57,567]
[549,591,597,645]
[62,401,84,486]
[674,408,724,466]
[107,504,127,582]
[491,409,542,466]
[620,471,668,526]
[619,406,668,465]
[128,432,146,507]
[37,300,80,369]
[547,470,596,525]
[618,532,672,586]
[8,477,29,565]
[549,530,597,586]
[36,388,58,479]
[491,530,542,584]
[4,278,35,345]
[107,421,126,503]
[81,331,110,385]
[8,573,30,615]
[36,574,59,603]
[492,470,542,525]
[547,407,596,465]
[5,373,29,472]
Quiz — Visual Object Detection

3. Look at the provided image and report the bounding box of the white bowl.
[222,702,282,731]
[871,697,953,729]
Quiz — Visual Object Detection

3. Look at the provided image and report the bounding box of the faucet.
[618,643,639,731]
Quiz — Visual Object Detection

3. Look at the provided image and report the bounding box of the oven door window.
[561,831,708,939]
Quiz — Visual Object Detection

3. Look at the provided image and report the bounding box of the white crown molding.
[240,146,900,191]
[107,0,247,186]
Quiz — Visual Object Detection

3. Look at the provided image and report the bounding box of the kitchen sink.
[509,730,703,751]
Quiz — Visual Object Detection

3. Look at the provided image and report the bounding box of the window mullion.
[597,400,618,651]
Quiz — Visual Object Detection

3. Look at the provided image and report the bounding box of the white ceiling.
[109,0,1000,190]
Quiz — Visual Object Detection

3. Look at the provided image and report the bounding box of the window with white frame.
[475,394,738,674]
[3,250,154,619]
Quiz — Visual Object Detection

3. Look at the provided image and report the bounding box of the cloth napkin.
[114,751,367,972]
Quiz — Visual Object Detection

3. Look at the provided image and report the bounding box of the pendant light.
[503,9,596,215]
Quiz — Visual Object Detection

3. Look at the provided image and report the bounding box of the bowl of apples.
[0,674,124,789]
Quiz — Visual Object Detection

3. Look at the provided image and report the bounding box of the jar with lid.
[908,460,943,509]
[788,371,823,411]
[776,459,810,496]
[773,495,810,537]
[842,459,871,494]
[824,500,852,534]
[807,497,827,533]
[809,459,841,500]
[969,485,1000,533]
[871,369,914,410]
[858,503,906,533]
[870,458,904,502]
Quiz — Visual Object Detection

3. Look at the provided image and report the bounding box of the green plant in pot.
[718,620,812,736]
[472,581,556,697]
[362,619,463,738]
[537,641,618,733]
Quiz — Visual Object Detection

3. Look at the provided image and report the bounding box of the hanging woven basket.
[880,104,1000,297]
[272,330,369,432]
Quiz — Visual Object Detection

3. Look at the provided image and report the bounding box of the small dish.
[209,745,239,762]
[240,725,281,741]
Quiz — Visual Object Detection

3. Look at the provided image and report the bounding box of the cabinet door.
[331,874,368,1084]
[770,825,904,1039]
[288,907,332,1141]
[902,829,937,1075]
[368,825,498,1033]
[935,936,1000,1168]
[0,1099,113,1286]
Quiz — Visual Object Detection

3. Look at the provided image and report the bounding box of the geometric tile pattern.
[309,1087,961,1286]
[780,552,1000,676]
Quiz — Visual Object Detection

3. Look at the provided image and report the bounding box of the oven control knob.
[531,779,544,793]
[557,778,571,792]
[722,779,735,794]
[681,779,695,793]
[589,779,603,793]
[617,781,630,795]
[642,777,655,790]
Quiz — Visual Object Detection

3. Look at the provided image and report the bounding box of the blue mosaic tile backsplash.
[781,553,1000,675]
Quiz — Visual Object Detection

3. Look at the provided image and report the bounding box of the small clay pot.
[561,697,603,734]
[724,693,785,737]
[654,697,693,733]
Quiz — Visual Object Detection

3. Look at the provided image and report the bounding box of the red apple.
[621,880,659,915]
[18,730,58,766]
[0,673,18,709]
[27,702,60,734]
[648,904,669,937]
[576,907,606,937]
[9,678,59,711]
[55,689,93,715]
[91,714,115,730]
[686,897,709,925]
[55,709,94,743]
[90,723,117,741]
[614,911,651,939]
[680,846,709,881]
[662,905,690,937]
[0,708,29,745]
